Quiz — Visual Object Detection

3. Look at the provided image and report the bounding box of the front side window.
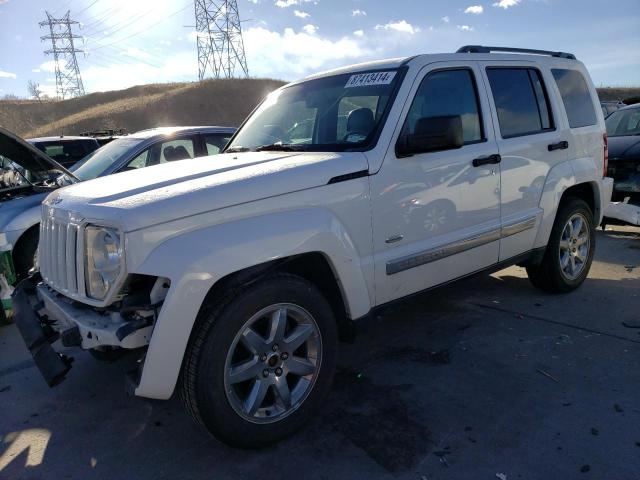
[227,69,402,152]
[487,68,554,138]
[403,68,484,144]
[605,107,640,137]
[204,134,232,155]
[552,69,597,128]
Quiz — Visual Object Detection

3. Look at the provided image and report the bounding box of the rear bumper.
[11,278,72,387]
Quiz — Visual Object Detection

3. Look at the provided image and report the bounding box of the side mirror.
[396,115,464,157]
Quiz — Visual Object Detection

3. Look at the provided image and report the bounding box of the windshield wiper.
[225,146,251,153]
[255,143,307,152]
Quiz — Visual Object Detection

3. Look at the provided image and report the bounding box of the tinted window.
[159,138,195,163]
[404,69,483,143]
[487,68,554,138]
[552,69,597,128]
[204,134,232,155]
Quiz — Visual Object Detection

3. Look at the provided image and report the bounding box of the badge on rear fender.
[345,71,396,88]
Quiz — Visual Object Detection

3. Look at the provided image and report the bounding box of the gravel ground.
[1,226,639,480]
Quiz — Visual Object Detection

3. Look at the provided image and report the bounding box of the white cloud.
[457,24,474,31]
[39,60,57,73]
[31,68,41,73]
[464,5,483,14]
[159,39,172,46]
[275,0,311,7]
[441,16,450,23]
[294,9,310,18]
[248,0,259,3]
[352,9,366,16]
[0,70,16,79]
[353,30,364,37]
[493,0,521,8]
[243,26,368,79]
[302,24,318,34]
[375,20,420,34]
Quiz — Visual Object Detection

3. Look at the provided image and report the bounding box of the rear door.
[479,61,567,260]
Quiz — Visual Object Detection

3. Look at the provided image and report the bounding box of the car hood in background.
[43,151,370,232]
[608,135,640,161]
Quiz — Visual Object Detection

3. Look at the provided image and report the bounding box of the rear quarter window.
[551,69,598,128]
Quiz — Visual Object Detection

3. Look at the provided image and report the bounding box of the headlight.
[85,225,122,300]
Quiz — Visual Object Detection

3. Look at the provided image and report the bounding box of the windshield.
[227,69,402,152]
[72,137,145,180]
[606,107,640,137]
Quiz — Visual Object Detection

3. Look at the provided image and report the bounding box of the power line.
[91,2,191,51]
[39,10,85,99]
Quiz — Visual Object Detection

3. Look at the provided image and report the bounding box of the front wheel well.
[199,253,354,342]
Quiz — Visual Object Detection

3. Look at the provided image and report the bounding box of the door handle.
[472,154,501,167]
[548,141,569,151]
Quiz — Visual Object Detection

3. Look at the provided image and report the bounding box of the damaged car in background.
[1,127,76,292]
[606,103,640,200]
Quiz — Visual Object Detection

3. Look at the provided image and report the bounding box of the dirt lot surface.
[1,226,639,480]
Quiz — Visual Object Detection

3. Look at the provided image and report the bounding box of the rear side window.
[551,69,597,128]
[404,68,484,144]
[486,68,554,138]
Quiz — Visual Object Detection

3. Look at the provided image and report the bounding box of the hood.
[44,151,369,232]
[0,126,75,176]
[608,135,640,161]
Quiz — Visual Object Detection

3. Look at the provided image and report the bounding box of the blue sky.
[0,0,638,97]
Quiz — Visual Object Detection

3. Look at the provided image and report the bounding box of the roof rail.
[456,45,576,60]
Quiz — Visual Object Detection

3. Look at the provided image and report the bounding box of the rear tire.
[180,273,338,448]
[526,197,595,293]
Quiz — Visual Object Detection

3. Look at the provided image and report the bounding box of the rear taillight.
[603,133,608,177]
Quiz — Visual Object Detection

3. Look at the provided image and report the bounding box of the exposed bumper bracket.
[12,278,72,387]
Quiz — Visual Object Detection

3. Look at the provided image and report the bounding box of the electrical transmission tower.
[39,11,85,99]
[194,0,249,80]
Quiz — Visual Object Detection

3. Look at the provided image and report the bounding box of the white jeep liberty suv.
[14,46,613,448]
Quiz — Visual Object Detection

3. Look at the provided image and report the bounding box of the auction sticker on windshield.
[345,71,396,88]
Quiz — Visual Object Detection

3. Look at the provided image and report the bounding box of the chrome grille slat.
[39,208,79,295]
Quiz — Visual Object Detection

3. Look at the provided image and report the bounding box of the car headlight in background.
[85,225,122,300]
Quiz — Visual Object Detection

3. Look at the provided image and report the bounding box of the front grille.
[39,211,80,295]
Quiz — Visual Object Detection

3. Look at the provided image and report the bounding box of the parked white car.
[14,46,613,448]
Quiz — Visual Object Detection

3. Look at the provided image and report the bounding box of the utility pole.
[194,0,249,80]
[39,11,85,99]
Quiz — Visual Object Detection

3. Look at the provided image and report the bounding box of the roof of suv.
[303,46,580,82]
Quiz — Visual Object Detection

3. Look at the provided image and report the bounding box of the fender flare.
[129,207,372,399]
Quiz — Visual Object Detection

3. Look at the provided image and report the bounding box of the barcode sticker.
[345,71,396,88]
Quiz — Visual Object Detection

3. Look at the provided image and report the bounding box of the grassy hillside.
[0,78,285,138]
[0,82,637,139]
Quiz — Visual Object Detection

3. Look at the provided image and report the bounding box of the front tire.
[180,273,338,448]
[526,197,595,293]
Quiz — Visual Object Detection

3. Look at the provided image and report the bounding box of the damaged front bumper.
[12,275,154,388]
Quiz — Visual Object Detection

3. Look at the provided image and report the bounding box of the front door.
[371,62,501,305]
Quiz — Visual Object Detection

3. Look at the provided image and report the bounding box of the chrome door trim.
[386,227,501,275]
[501,215,538,238]
[385,213,539,275]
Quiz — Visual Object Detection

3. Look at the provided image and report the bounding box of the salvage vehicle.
[1,127,76,289]
[1,126,236,298]
[13,46,612,448]
[600,100,626,118]
[605,103,640,200]
[28,135,101,168]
